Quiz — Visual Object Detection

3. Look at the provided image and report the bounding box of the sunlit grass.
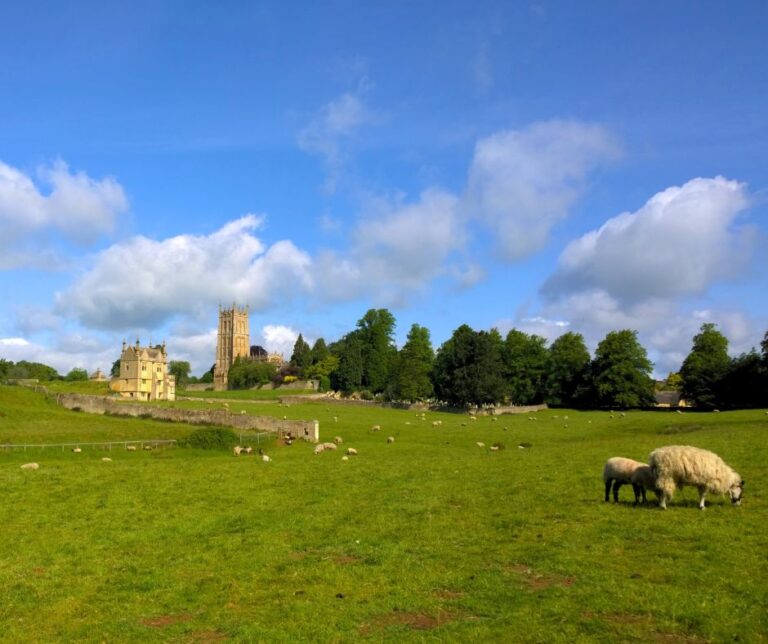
[1,384,766,641]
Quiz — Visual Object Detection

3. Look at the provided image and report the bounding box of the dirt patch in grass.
[359,609,456,635]
[141,613,192,628]
[333,554,361,565]
[505,563,575,591]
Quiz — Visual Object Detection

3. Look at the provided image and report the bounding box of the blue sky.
[1,1,766,377]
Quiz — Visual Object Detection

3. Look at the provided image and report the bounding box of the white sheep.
[334,436,343,445]
[102,457,113,462]
[243,446,253,455]
[371,424,381,432]
[20,462,39,470]
[314,444,325,455]
[346,447,358,456]
[629,465,658,504]
[649,445,744,510]
[126,445,137,452]
[323,442,338,450]
[72,447,82,453]
[261,453,272,462]
[233,446,242,456]
[386,436,394,444]
[476,442,485,448]
[602,457,649,505]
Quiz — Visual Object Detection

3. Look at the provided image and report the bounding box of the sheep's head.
[729,480,745,505]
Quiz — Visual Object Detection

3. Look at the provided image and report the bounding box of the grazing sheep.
[602,457,648,504]
[386,436,394,444]
[323,442,338,450]
[469,416,477,422]
[431,421,441,427]
[234,446,243,456]
[261,453,272,463]
[649,445,744,510]
[371,424,381,432]
[629,465,657,504]
[333,416,338,422]
[334,436,343,445]
[126,445,137,452]
[144,445,153,451]
[314,444,325,455]
[346,447,358,456]
[476,442,485,448]
[20,462,39,470]
[102,457,113,462]
[72,447,82,453]
[341,455,349,461]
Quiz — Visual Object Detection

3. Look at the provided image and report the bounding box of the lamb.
[386,436,394,444]
[649,445,744,510]
[629,465,658,505]
[346,447,358,456]
[20,462,39,470]
[602,457,648,505]
[314,444,325,455]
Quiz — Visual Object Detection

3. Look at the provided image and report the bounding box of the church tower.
[213,304,250,390]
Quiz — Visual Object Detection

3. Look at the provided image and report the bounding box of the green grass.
[1,384,767,641]
[179,387,318,401]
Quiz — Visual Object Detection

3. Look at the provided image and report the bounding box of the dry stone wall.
[56,393,319,442]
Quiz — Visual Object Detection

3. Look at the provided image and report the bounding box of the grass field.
[179,388,318,401]
[1,384,767,642]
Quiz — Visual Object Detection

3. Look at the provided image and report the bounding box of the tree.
[590,330,655,408]
[64,367,89,381]
[310,338,330,365]
[7,360,59,381]
[330,332,364,394]
[290,334,312,375]
[356,309,397,393]
[546,332,591,407]
[169,361,191,388]
[0,359,14,381]
[199,364,215,384]
[304,354,339,392]
[227,357,276,390]
[680,323,730,409]
[433,325,505,406]
[391,324,434,402]
[110,359,121,377]
[502,329,549,405]
[720,351,766,409]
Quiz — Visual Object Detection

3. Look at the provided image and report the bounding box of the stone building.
[110,339,176,401]
[213,304,250,390]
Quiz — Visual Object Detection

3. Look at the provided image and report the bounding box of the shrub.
[180,427,239,450]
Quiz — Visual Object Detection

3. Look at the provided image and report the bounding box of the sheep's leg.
[632,483,641,506]
[604,479,613,502]
[612,480,622,503]
[697,486,707,510]
[641,487,647,504]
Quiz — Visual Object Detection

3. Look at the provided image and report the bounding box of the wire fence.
[0,439,177,452]
[238,432,272,446]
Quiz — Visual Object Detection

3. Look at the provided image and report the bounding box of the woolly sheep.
[72,447,82,453]
[333,436,343,444]
[476,442,485,448]
[386,436,394,444]
[102,457,113,462]
[20,462,39,470]
[346,447,358,456]
[126,445,137,451]
[602,457,648,505]
[649,445,744,510]
[371,424,381,432]
[243,447,253,455]
[314,444,325,455]
[629,465,658,504]
[261,453,272,462]
[323,442,338,450]
[233,446,243,456]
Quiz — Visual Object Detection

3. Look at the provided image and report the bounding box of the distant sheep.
[243,447,253,455]
[233,446,243,456]
[371,424,381,432]
[261,453,272,462]
[386,436,394,444]
[602,457,648,505]
[323,442,338,450]
[346,447,358,456]
[126,445,137,452]
[476,442,485,448]
[102,457,113,462]
[333,436,343,445]
[649,445,744,510]
[20,462,39,470]
[314,444,325,455]
[72,447,82,453]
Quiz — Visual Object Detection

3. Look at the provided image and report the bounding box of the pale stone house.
[110,339,175,401]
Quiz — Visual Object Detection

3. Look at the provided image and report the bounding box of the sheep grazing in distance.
[233,446,243,456]
[346,447,358,456]
[102,457,112,462]
[649,445,744,510]
[469,416,477,422]
[126,445,137,452]
[341,455,349,461]
[72,447,82,453]
[603,457,648,505]
[21,462,39,470]
[333,416,338,422]
[314,444,325,455]
[371,424,381,432]
[432,420,442,427]
[261,453,272,463]
[323,442,338,450]
[333,436,343,445]
[476,442,485,448]
[386,436,395,444]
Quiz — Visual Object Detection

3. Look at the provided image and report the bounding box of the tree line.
[282,311,768,409]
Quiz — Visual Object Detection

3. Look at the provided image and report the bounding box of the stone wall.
[56,393,319,442]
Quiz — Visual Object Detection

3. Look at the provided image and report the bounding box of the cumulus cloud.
[56,215,313,330]
[543,177,752,302]
[0,335,117,375]
[258,324,300,359]
[464,120,619,260]
[297,87,377,193]
[0,160,128,268]
[316,188,466,304]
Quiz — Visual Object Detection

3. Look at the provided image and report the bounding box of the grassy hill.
[1,384,766,641]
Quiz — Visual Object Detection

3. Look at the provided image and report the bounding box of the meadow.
[1,384,766,642]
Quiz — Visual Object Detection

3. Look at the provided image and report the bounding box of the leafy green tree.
[8,360,59,381]
[110,359,121,377]
[227,357,276,389]
[169,361,191,388]
[391,324,434,402]
[304,354,339,392]
[502,329,549,405]
[433,325,505,406]
[546,332,591,407]
[199,364,215,384]
[0,359,14,381]
[310,338,330,365]
[290,334,312,374]
[720,351,766,409]
[64,367,89,381]
[356,309,397,393]
[590,330,655,408]
[330,332,364,394]
[680,323,730,409]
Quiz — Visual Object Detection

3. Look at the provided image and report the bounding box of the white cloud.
[464,120,619,260]
[258,324,300,359]
[297,87,376,193]
[543,177,752,302]
[56,215,313,330]
[0,335,117,375]
[316,188,466,304]
[0,160,128,268]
